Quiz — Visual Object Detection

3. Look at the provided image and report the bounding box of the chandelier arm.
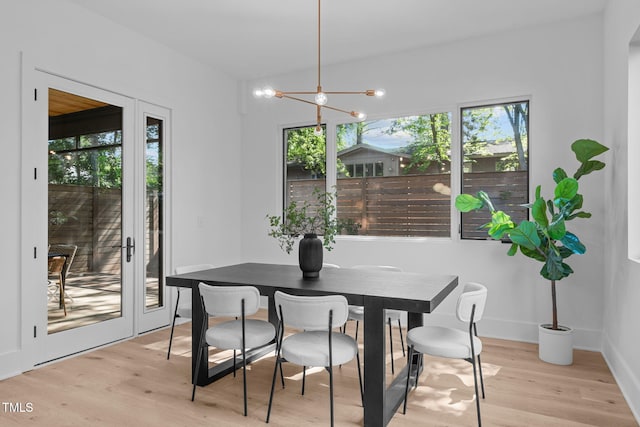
[280,94,319,106]
[323,91,373,95]
[281,94,360,119]
[280,90,374,95]
[280,91,323,95]
[321,104,358,116]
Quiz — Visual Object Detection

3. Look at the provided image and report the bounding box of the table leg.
[363,307,425,427]
[363,296,385,426]
[190,279,208,386]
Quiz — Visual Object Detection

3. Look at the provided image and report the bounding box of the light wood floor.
[1,311,637,426]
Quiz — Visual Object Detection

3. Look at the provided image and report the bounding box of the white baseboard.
[602,333,640,425]
[417,312,602,351]
[0,350,23,381]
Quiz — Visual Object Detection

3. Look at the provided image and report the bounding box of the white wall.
[603,0,640,420]
[0,0,243,378]
[242,16,605,349]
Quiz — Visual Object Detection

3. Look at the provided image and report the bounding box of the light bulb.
[253,89,264,98]
[374,89,385,98]
[262,87,276,99]
[315,92,328,106]
[353,111,366,121]
[313,126,323,136]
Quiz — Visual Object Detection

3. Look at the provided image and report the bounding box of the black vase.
[298,233,323,278]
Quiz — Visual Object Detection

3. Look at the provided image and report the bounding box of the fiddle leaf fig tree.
[455,139,608,330]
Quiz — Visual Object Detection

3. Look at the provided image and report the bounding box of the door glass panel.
[47,88,123,334]
[145,117,163,309]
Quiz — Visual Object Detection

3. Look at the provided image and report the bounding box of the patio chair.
[48,244,78,307]
[47,256,67,316]
[48,243,78,280]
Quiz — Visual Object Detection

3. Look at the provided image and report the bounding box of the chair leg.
[471,356,482,427]
[233,349,237,378]
[192,314,208,402]
[266,355,282,423]
[191,343,204,401]
[477,354,486,399]
[398,319,406,357]
[356,351,364,407]
[403,345,414,414]
[279,360,285,388]
[355,320,359,342]
[416,354,423,389]
[388,317,395,374]
[166,315,177,360]
[328,364,334,427]
[167,292,180,359]
[301,366,306,395]
[60,276,67,316]
[242,348,247,416]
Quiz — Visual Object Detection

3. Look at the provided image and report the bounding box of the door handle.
[124,237,135,263]
[111,237,135,262]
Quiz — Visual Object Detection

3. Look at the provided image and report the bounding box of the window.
[343,161,384,178]
[460,100,529,239]
[336,113,452,237]
[283,125,326,213]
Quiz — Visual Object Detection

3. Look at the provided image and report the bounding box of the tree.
[286,127,327,176]
[388,113,451,173]
[337,121,383,147]
[456,139,608,330]
[461,107,494,164]
[503,102,528,171]
[48,131,123,188]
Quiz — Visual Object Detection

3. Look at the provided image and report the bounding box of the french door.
[21,68,171,367]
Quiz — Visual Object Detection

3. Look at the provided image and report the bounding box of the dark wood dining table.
[166,262,458,427]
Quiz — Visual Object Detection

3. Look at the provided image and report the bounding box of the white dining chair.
[193,283,276,416]
[266,291,363,426]
[402,282,488,426]
[167,263,215,359]
[346,264,406,374]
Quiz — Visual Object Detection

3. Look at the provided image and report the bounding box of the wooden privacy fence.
[460,171,528,239]
[287,171,528,238]
[48,184,160,274]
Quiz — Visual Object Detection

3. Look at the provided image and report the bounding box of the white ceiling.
[69,0,607,81]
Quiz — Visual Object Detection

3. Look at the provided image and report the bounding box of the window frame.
[332,110,454,239]
[281,124,328,218]
[458,97,531,241]
[278,97,530,243]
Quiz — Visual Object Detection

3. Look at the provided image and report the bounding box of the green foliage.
[455,139,608,329]
[267,188,340,254]
[48,132,123,188]
[388,113,451,173]
[462,102,529,172]
[286,127,328,176]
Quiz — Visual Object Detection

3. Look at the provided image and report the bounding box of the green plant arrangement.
[455,139,608,331]
[266,188,339,254]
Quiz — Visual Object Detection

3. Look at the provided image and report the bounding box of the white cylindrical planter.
[538,324,573,365]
